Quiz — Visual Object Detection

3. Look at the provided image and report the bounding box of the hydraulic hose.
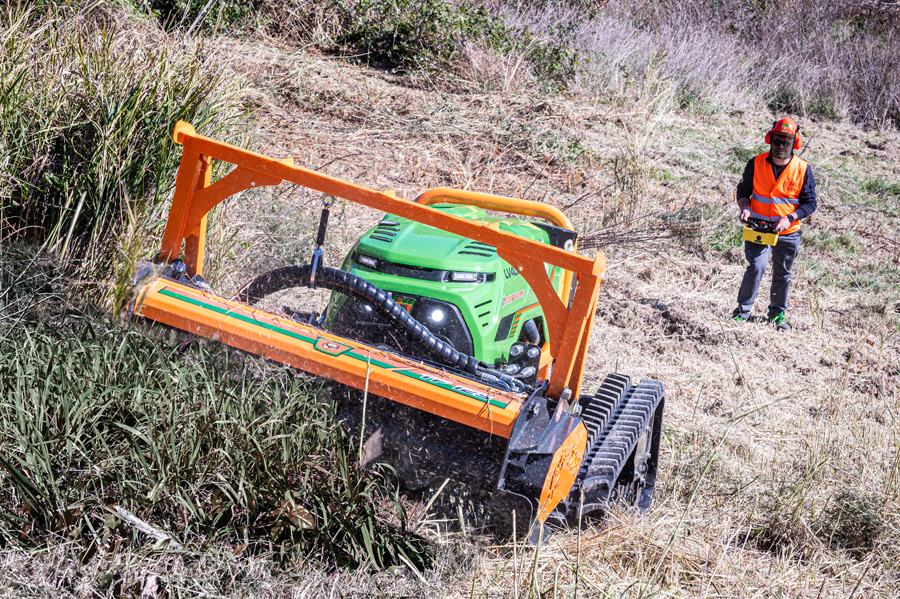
[237,265,524,391]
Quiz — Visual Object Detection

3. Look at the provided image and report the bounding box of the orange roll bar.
[414,188,578,308]
[414,188,574,230]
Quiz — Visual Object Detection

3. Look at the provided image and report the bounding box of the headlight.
[357,254,379,269]
[429,309,445,323]
[449,271,480,282]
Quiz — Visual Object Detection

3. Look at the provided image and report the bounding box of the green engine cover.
[326,204,572,366]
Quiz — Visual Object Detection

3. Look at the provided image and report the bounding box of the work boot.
[732,309,749,322]
[768,312,791,332]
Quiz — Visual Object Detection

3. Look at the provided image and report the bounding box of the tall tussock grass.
[0,1,245,283]
[0,324,432,570]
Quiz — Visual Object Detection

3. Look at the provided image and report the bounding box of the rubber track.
[576,372,631,479]
[580,379,664,502]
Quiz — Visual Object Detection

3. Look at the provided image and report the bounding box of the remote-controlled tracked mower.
[131,122,665,539]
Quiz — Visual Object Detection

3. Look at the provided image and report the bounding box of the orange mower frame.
[145,122,606,416]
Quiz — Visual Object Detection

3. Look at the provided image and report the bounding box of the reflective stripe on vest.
[750,152,807,235]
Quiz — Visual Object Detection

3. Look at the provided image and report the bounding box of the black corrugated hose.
[237,265,525,392]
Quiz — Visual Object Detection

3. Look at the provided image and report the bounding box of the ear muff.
[764,120,777,144]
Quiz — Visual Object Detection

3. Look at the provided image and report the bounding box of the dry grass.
[0,540,470,598]
[198,36,900,598]
[3,17,900,599]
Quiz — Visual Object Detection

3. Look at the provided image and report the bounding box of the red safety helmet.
[765,117,802,150]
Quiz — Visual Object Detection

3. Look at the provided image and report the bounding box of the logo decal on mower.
[314,338,352,356]
[393,296,415,314]
[502,290,525,306]
[506,302,540,340]
[410,371,492,403]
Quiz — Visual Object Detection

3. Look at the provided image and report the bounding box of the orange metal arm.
[133,277,523,436]
[155,121,606,399]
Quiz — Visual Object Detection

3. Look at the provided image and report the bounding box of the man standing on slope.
[733,117,817,331]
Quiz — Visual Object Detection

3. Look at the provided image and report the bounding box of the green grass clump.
[765,87,843,122]
[709,225,742,254]
[864,177,900,198]
[748,472,821,559]
[337,0,509,71]
[145,0,256,32]
[0,324,432,570]
[845,264,899,295]
[727,146,762,174]
[0,2,245,281]
[804,229,859,256]
[815,487,886,559]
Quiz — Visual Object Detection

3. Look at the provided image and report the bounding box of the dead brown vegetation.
[174,38,899,598]
[2,8,900,598]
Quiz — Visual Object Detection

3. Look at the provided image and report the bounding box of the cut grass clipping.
[0,324,432,570]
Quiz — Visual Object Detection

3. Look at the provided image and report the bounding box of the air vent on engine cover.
[369,221,400,243]
[459,241,496,257]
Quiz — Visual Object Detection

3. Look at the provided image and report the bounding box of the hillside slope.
[198,40,900,597]
[2,23,899,599]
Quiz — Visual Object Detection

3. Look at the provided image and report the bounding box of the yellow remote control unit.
[742,226,779,246]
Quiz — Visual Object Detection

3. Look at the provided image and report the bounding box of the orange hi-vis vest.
[749,152,807,235]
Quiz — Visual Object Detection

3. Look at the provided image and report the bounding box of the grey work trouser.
[733,230,801,319]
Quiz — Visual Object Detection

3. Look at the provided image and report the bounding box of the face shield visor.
[769,133,795,160]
